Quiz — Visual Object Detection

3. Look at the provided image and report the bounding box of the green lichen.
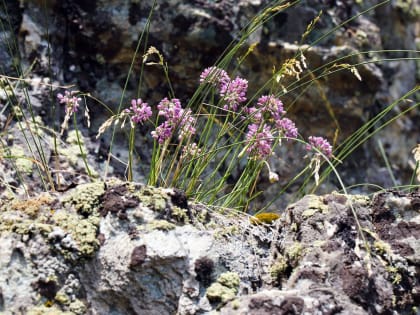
[27,305,73,315]
[11,221,53,236]
[55,291,70,305]
[348,194,370,207]
[135,186,168,212]
[302,208,319,218]
[214,225,239,239]
[286,242,304,266]
[306,195,329,213]
[395,0,420,20]
[206,272,240,303]
[146,220,176,231]
[206,282,237,303]
[270,255,288,280]
[53,210,100,258]
[63,182,105,216]
[217,272,240,289]
[171,206,189,223]
[68,299,87,315]
[9,146,33,174]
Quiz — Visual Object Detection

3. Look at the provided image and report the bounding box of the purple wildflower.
[257,95,285,122]
[306,136,333,158]
[199,67,230,87]
[244,106,263,123]
[152,98,196,143]
[157,98,183,123]
[220,77,248,111]
[125,98,152,124]
[246,123,273,159]
[178,109,196,140]
[276,118,298,139]
[57,90,81,115]
[151,121,173,144]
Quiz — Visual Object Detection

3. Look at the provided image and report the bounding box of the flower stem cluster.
[57,90,81,115]
[124,98,152,125]
[306,136,333,158]
[200,67,298,160]
[244,94,298,160]
[150,98,196,144]
[200,67,248,112]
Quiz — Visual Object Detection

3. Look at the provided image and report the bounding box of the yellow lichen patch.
[11,193,53,218]
[250,212,280,225]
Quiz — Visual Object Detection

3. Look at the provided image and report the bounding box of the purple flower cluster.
[200,67,230,88]
[220,77,248,111]
[244,94,298,159]
[200,67,248,112]
[124,98,152,124]
[306,136,333,158]
[256,95,286,122]
[57,90,81,115]
[151,98,196,144]
[276,118,298,138]
[245,123,274,158]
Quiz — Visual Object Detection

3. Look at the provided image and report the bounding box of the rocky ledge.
[0,180,419,314]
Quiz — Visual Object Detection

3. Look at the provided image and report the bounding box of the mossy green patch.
[135,186,168,212]
[146,220,176,231]
[286,242,304,266]
[305,195,329,213]
[63,182,105,216]
[217,272,240,289]
[171,206,189,223]
[9,146,33,174]
[68,299,87,315]
[53,210,100,258]
[206,282,237,303]
[27,305,73,315]
[206,272,240,303]
[270,255,288,280]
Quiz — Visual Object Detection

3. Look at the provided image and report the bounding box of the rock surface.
[0,180,419,314]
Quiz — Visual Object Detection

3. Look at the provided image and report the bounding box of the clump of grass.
[0,0,418,217]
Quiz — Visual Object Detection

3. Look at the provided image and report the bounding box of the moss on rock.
[146,220,176,231]
[206,272,240,303]
[63,182,105,216]
[52,210,100,258]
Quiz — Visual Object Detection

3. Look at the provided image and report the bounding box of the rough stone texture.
[0,180,419,314]
[0,1,417,207]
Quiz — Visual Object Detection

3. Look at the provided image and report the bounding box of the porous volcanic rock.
[0,180,418,314]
